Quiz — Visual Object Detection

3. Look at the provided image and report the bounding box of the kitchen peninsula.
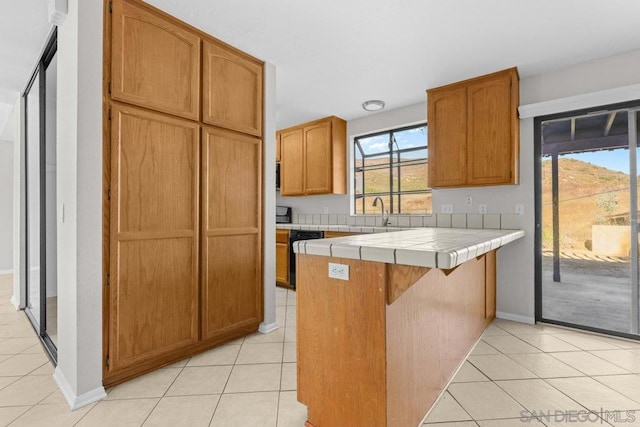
[294,228,524,427]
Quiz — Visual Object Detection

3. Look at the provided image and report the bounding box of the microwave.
[276,163,281,190]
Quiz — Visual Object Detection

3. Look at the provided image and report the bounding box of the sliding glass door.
[536,104,640,338]
[24,30,58,360]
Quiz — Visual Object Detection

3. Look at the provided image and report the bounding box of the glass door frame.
[23,28,58,362]
[535,100,640,340]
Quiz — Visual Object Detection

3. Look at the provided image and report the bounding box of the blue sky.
[563,149,630,174]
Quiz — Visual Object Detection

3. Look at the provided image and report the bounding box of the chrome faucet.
[372,196,389,226]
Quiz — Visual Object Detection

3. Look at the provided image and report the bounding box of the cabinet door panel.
[467,74,513,185]
[109,104,199,372]
[275,242,289,284]
[202,126,262,339]
[111,0,200,120]
[203,41,263,136]
[280,128,304,196]
[304,121,332,194]
[427,87,467,187]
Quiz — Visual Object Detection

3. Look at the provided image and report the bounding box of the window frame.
[353,122,430,215]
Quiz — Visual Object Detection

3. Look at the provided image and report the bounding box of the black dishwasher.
[289,230,324,289]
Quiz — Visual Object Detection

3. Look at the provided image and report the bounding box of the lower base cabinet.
[276,230,291,288]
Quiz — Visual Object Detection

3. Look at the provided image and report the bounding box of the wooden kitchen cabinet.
[427,67,519,188]
[111,0,200,120]
[275,230,290,287]
[201,126,263,340]
[280,128,304,195]
[105,0,263,386]
[279,116,347,196]
[275,133,281,162]
[108,103,200,372]
[203,40,263,137]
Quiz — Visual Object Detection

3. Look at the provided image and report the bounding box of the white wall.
[275,48,640,323]
[0,140,13,272]
[261,62,277,333]
[53,0,106,409]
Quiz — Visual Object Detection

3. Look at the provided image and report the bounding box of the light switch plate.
[515,204,524,215]
[441,204,453,214]
[328,263,349,281]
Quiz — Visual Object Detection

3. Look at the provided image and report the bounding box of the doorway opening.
[535,102,640,338]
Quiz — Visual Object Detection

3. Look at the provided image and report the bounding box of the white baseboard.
[10,294,20,310]
[258,321,279,334]
[53,367,106,411]
[0,269,13,276]
[496,311,535,325]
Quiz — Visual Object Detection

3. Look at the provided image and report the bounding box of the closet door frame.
[22,28,58,363]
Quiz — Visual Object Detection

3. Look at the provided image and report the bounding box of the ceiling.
[0,0,50,140]
[2,1,640,138]
[146,0,640,129]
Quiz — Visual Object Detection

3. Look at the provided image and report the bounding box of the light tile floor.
[424,318,640,427]
[0,275,306,426]
[3,271,640,426]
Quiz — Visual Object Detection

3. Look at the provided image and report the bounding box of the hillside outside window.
[353,123,431,215]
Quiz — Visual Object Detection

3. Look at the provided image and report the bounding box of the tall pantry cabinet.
[104,0,263,386]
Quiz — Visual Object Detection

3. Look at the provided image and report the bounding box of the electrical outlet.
[323,206,329,214]
[441,204,454,214]
[466,196,473,206]
[328,263,349,281]
[479,204,488,214]
[515,204,524,216]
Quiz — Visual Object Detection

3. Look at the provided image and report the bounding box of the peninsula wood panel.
[111,0,200,120]
[201,126,262,339]
[386,257,487,427]
[280,128,305,196]
[427,86,467,187]
[297,252,495,427]
[203,40,263,136]
[108,103,199,373]
[467,71,515,185]
[297,256,387,427]
[304,121,333,194]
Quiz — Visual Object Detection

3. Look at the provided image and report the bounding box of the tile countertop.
[292,227,525,269]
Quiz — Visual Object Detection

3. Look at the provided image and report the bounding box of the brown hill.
[541,157,631,250]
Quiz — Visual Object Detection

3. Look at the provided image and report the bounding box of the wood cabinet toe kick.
[296,251,497,427]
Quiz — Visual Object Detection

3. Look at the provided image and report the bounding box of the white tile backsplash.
[451,214,467,229]
[285,212,522,231]
[467,214,483,229]
[483,214,501,230]
[423,214,437,227]
[436,214,452,228]
[397,216,411,227]
[410,216,424,227]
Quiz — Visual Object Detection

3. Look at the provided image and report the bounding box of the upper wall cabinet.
[427,67,519,188]
[203,41,263,137]
[279,116,347,197]
[111,0,201,120]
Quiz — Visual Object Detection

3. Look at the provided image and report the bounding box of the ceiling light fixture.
[362,100,385,112]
